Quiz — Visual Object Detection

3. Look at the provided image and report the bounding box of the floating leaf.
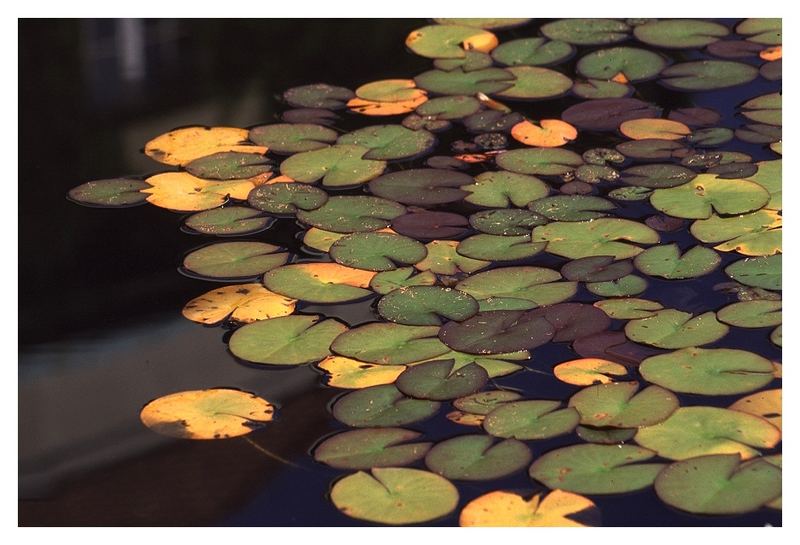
[639,347,775,396]
[718,300,781,328]
[182,242,288,280]
[369,267,437,295]
[405,24,498,59]
[419,350,527,378]
[616,138,685,160]
[142,172,262,212]
[249,124,337,154]
[491,37,574,67]
[296,196,405,233]
[462,171,550,208]
[562,98,660,131]
[426,435,531,480]
[529,195,615,222]
[280,144,386,186]
[378,287,478,326]
[576,426,637,445]
[330,232,427,272]
[633,19,728,48]
[433,18,532,30]
[553,358,628,386]
[541,19,630,46]
[511,119,577,148]
[619,118,691,140]
[68,178,150,208]
[331,468,458,525]
[620,164,696,188]
[533,218,659,260]
[572,79,631,100]
[332,323,449,365]
[736,18,781,45]
[463,110,524,133]
[729,389,781,430]
[332,384,441,427]
[569,382,679,428]
[469,209,548,235]
[650,174,770,219]
[284,83,354,109]
[771,325,782,347]
[496,148,583,175]
[355,79,425,102]
[593,298,663,319]
[347,95,429,116]
[338,125,435,161]
[317,356,406,389]
[247,182,328,214]
[456,266,577,308]
[625,310,728,348]
[454,390,524,415]
[459,490,600,527]
[634,244,720,279]
[634,406,780,460]
[659,61,759,91]
[314,428,432,470]
[414,68,515,95]
[140,389,274,440]
[369,168,471,206]
[456,234,546,261]
[229,314,345,366]
[586,275,647,297]
[182,283,295,325]
[529,444,665,494]
[396,359,488,401]
[282,108,340,126]
[184,207,271,236]
[725,255,781,290]
[144,126,267,166]
[433,51,493,72]
[263,263,375,303]
[392,210,469,240]
[415,240,491,275]
[577,47,667,81]
[655,454,781,515]
[483,400,579,440]
[744,159,781,211]
[561,256,632,282]
[573,330,661,365]
[446,411,484,426]
[495,67,573,100]
[415,95,481,120]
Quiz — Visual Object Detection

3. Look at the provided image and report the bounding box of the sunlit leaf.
[495,67,573,100]
[263,262,376,303]
[284,83,354,110]
[634,244,720,279]
[415,67,515,96]
[586,274,648,297]
[426,435,531,480]
[690,210,781,256]
[330,232,427,272]
[337,125,435,161]
[347,95,428,116]
[619,118,691,140]
[460,490,599,527]
[532,218,659,260]
[736,18,781,45]
[469,209,548,236]
[248,123,337,155]
[182,241,288,280]
[483,400,580,440]
[182,283,295,325]
[144,126,267,166]
[593,298,663,319]
[529,195,615,222]
[729,389,781,430]
[332,323,449,365]
[553,358,628,386]
[355,79,426,102]
[650,174,770,219]
[496,148,583,175]
[725,255,781,290]
[405,24,499,59]
[718,300,781,328]
[296,196,405,233]
[569,381,679,428]
[314,428,432,469]
[248,182,328,214]
[577,47,667,81]
[455,266,577,308]
[415,240,491,275]
[415,95,481,120]
[541,19,630,46]
[142,172,264,212]
[511,119,577,148]
[456,234,546,261]
[280,144,386,186]
[369,267,437,295]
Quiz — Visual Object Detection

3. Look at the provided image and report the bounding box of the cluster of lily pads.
[68,17,781,526]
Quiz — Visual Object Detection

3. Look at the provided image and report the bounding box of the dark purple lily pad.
[369,168,471,206]
[561,256,633,282]
[562,98,661,131]
[620,164,696,189]
[667,107,722,127]
[573,331,663,366]
[396,359,488,401]
[392,210,470,240]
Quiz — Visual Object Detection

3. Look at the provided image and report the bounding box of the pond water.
[19,18,781,526]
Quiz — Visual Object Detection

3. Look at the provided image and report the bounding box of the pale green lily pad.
[528,195,615,221]
[532,218,659,260]
[425,435,531,481]
[569,382,679,428]
[337,125,436,161]
[396,359,488,400]
[332,384,441,427]
[736,18,781,45]
[415,240,491,275]
[433,51,493,72]
[650,174,770,219]
[491,37,574,67]
[633,20,728,48]
[771,325,782,347]
[67,178,150,207]
[314,428,432,470]
[725,255,781,291]
[182,242,288,280]
[577,47,667,81]
[184,207,271,236]
[331,323,449,365]
[586,274,648,297]
[690,209,782,256]
[718,300,781,328]
[406,24,498,59]
[495,66,573,100]
[541,19,630,46]
[369,267,437,295]
[247,182,328,214]
[456,266,577,308]
[330,232,427,271]
[378,287,478,326]
[262,263,374,303]
[594,298,664,319]
[634,244,721,279]
[296,196,405,233]
[483,400,579,440]
[456,234,546,261]
[639,347,775,395]
[249,123,337,154]
[229,315,346,365]
[497,148,583,175]
[280,144,386,186]
[624,309,728,348]
[744,159,781,211]
[416,96,481,120]
[659,60,759,91]
[414,68,515,95]
[469,209,548,236]
[461,171,549,207]
[454,390,524,415]
[572,79,632,99]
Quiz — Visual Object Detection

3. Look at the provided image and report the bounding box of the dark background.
[19,19,781,527]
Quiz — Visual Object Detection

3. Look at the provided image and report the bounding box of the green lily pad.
[433,51,493,72]
[454,390,524,415]
[577,47,667,81]
[572,79,632,100]
[182,241,288,280]
[496,148,583,175]
[283,83,354,110]
[736,18,781,45]
[491,37,574,67]
[456,234,546,261]
[184,152,272,180]
[625,309,728,348]
[314,428,432,470]
[529,444,665,494]
[745,159,781,211]
[532,218,659,260]
[369,267,437,295]
[718,300,781,328]
[639,347,775,396]
[659,61,759,91]
[302,228,348,253]
[414,68,515,96]
[461,171,550,207]
[616,138,686,160]
[528,195,615,221]
[634,244,721,279]
[655,454,782,515]
[771,325,782,347]
[396,359,488,400]
[586,275,648,297]
[331,323,449,365]
[541,19,630,46]
[456,266,577,308]
[247,182,328,214]
[330,232,427,272]
[740,92,781,125]
[725,255,781,290]
[594,298,664,319]
[483,400,580,440]
[183,206,271,236]
[469,209,548,235]
[691,210,782,256]
[296,196,405,233]
[419,350,527,379]
[425,435,531,480]
[280,144,386,186]
[330,468,458,525]
[569,382,679,428]
[332,384,442,427]
[405,24,498,59]
[608,187,653,202]
[369,169,471,206]
[262,263,374,303]
[687,127,734,147]
[433,18,531,30]
[229,314,346,365]
[463,110,524,133]
[576,426,637,444]
[378,287,479,326]
[620,164,696,189]
[67,178,150,208]
[633,19,729,48]
[563,98,661,131]
[650,174,770,219]
[495,66,573,100]
[337,125,436,161]
[761,60,782,82]
[634,406,780,460]
[561,256,632,282]
[355,79,424,102]
[575,164,621,183]
[736,123,782,144]
[415,240,491,275]
[416,96,481,120]
[248,124,337,154]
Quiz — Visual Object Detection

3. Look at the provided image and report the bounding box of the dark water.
[19,19,781,526]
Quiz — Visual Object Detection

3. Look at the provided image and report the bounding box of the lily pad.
[432,18,532,30]
[348,95,429,116]
[529,444,665,494]
[562,98,660,131]
[483,400,580,440]
[142,172,261,212]
[247,183,328,214]
[182,241,288,280]
[541,19,630,46]
[634,244,720,279]
[572,79,632,100]
[182,283,295,325]
[625,309,728,348]
[229,314,346,366]
[282,108,340,126]
[620,164,695,189]
[744,159,781,211]
[736,18,781,45]
[469,209,548,235]
[337,125,435,161]
[396,359,488,400]
[620,118,691,141]
[456,234,546,261]
[369,267,437,295]
[459,490,600,527]
[655,454,781,515]
[586,274,648,297]
[495,66,573,100]
[184,207,271,236]
[355,79,425,102]
[729,389,781,430]
[283,84,354,110]
[433,51,493,72]
[725,255,781,290]
[461,171,549,207]
[593,298,664,319]
[576,426,637,445]
[68,178,151,208]
[317,356,406,389]
[533,218,659,260]
[453,390,524,415]
[659,60,759,91]
[415,96,481,120]
[561,256,632,282]
[569,382,679,428]
[296,196,405,233]
[140,388,274,440]
[529,195,615,221]
[392,210,469,240]
[463,110,524,133]
[378,287,478,326]
[634,406,780,460]
[263,263,375,303]
[633,19,729,48]
[577,47,667,81]
[249,124,337,154]
[405,24,498,59]
[314,428,432,470]
[718,300,781,328]
[280,144,386,186]
[491,37,574,67]
[553,358,628,386]
[415,240,491,275]
[456,266,577,308]
[496,148,583,175]
[332,384,441,427]
[425,435,531,480]
[330,232,427,272]
[616,138,686,160]
[650,174,770,219]
[419,350,527,379]
[144,126,267,166]
[414,68,515,95]
[331,323,449,365]
[639,347,775,396]
[330,468,458,525]
[369,169,471,206]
